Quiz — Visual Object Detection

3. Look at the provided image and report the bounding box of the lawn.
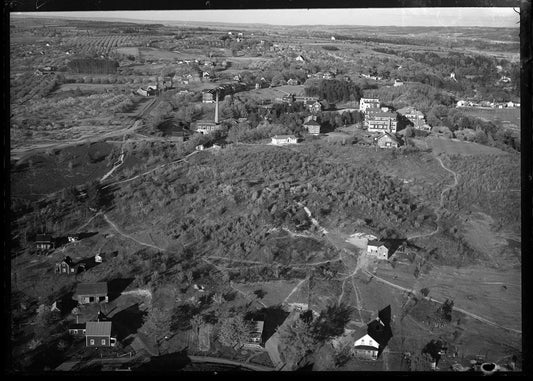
[462,107,520,126]
[424,136,508,156]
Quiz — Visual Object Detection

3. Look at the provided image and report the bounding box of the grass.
[425,136,508,156]
[462,107,520,127]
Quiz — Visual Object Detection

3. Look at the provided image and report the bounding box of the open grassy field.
[462,107,520,128]
[422,136,509,156]
[236,85,306,102]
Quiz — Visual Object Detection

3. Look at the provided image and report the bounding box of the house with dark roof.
[377,132,399,149]
[304,119,321,135]
[85,321,117,347]
[74,282,108,304]
[55,256,76,275]
[68,323,86,336]
[352,306,393,360]
[35,234,54,251]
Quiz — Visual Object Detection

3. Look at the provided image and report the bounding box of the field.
[236,85,306,102]
[421,136,509,156]
[462,107,520,127]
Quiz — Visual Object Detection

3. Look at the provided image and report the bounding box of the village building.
[85,321,117,347]
[68,323,86,336]
[202,89,216,103]
[35,234,54,251]
[194,120,222,134]
[271,135,298,145]
[367,240,390,259]
[303,119,321,135]
[124,332,160,357]
[366,112,398,133]
[94,253,103,263]
[352,306,393,360]
[308,100,322,114]
[287,78,300,86]
[295,55,306,62]
[243,320,265,350]
[55,256,76,275]
[376,132,399,149]
[397,106,426,129]
[359,98,381,113]
[393,79,404,87]
[67,234,80,243]
[74,282,108,304]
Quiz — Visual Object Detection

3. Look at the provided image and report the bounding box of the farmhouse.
[194,120,221,134]
[352,306,393,360]
[366,112,398,133]
[397,106,425,129]
[304,119,321,135]
[85,321,117,347]
[359,98,381,113]
[271,135,298,145]
[377,132,399,149]
[55,256,76,275]
[393,79,404,87]
[352,332,380,360]
[367,240,389,259]
[202,89,216,103]
[287,78,300,86]
[74,282,108,304]
[243,320,265,349]
[35,234,54,251]
[308,100,322,113]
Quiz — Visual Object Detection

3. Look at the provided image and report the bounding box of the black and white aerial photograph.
[6,0,528,374]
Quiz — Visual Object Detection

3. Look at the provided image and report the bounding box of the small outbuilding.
[74,282,108,304]
[35,234,54,251]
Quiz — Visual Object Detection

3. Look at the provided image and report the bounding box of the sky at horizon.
[17,8,519,28]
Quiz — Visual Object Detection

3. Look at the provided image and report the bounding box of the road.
[188,355,274,371]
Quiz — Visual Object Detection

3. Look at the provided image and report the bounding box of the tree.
[140,307,172,344]
[312,303,352,341]
[278,314,318,366]
[216,314,253,347]
[34,304,60,339]
[190,314,204,335]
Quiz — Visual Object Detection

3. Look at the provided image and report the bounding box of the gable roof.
[75,282,108,296]
[272,135,296,139]
[378,132,399,142]
[367,240,386,247]
[85,321,112,336]
[35,234,52,242]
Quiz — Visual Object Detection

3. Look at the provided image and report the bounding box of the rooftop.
[75,282,108,296]
[35,234,52,242]
[86,321,112,337]
[272,135,297,139]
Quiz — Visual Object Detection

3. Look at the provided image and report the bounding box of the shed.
[74,282,108,304]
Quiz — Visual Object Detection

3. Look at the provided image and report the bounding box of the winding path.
[407,155,459,240]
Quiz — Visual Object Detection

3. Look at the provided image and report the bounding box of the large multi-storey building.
[359,98,381,113]
[366,112,398,133]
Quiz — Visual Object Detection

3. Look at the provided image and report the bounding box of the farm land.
[9,15,522,373]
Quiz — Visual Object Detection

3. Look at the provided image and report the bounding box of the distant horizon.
[14,8,519,28]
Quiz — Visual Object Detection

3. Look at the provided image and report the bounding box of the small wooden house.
[352,333,380,360]
[68,323,86,336]
[85,321,116,347]
[271,135,298,145]
[377,132,399,149]
[35,234,54,250]
[304,119,321,135]
[74,282,108,304]
[55,256,76,275]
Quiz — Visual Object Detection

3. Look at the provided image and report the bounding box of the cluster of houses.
[456,99,520,109]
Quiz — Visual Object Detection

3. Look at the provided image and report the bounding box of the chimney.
[215,91,219,124]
